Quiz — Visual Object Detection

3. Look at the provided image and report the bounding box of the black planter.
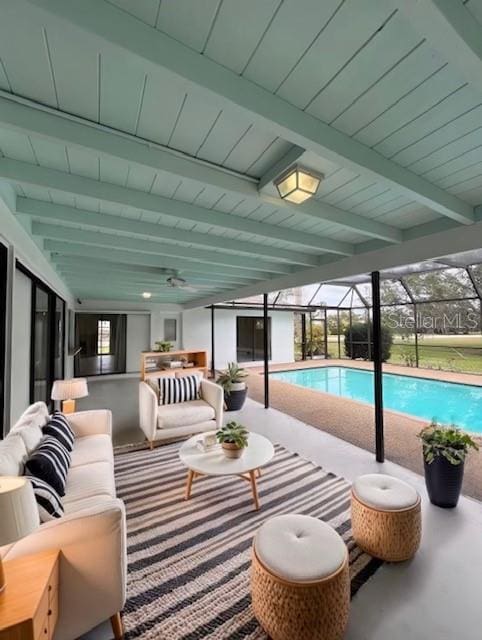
[424,456,464,508]
[224,387,247,411]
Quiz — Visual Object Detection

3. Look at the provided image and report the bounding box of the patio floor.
[246,359,482,501]
[84,398,482,640]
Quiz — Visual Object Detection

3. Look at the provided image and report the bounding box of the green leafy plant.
[216,421,249,448]
[154,341,172,352]
[419,421,479,465]
[344,322,393,362]
[216,362,248,395]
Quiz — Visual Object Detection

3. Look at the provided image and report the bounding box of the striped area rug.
[115,441,382,640]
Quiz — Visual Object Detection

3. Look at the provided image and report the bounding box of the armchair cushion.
[160,374,200,405]
[157,399,215,429]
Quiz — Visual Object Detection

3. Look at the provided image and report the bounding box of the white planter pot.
[231,382,246,392]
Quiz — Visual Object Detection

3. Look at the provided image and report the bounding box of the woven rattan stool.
[351,474,421,562]
[251,514,350,640]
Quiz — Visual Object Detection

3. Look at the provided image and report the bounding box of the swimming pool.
[270,366,482,433]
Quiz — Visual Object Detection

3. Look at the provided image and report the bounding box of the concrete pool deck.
[246,359,482,502]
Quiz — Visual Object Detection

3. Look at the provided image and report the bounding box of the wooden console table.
[140,349,209,380]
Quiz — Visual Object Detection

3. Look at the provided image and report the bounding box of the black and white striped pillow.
[160,375,200,405]
[43,411,75,451]
[25,474,64,521]
[25,435,71,496]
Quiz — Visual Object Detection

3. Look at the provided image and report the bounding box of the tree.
[344,322,393,361]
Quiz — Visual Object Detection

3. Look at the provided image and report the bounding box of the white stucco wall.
[1,183,76,430]
[182,307,294,369]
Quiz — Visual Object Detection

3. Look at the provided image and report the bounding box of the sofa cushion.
[12,423,43,455]
[157,399,215,430]
[63,493,114,516]
[0,434,27,475]
[64,461,116,504]
[15,401,49,429]
[25,474,64,522]
[71,434,113,468]
[25,435,71,496]
[43,411,75,451]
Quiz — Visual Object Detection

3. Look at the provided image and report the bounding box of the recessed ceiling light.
[142,292,152,299]
[274,165,323,204]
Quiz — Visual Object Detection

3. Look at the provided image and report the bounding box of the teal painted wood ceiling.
[0,0,481,303]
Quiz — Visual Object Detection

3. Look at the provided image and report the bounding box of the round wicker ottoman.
[251,514,350,640]
[351,474,421,562]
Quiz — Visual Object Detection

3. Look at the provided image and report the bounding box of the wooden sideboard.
[140,350,209,380]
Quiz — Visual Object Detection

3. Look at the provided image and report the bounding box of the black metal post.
[349,309,353,359]
[337,309,341,358]
[371,271,384,463]
[413,302,419,367]
[309,312,313,359]
[263,293,269,409]
[366,308,372,361]
[210,305,215,379]
[301,313,307,360]
[323,307,328,358]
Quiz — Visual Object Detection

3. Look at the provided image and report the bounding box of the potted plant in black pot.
[216,362,248,411]
[419,421,479,508]
[216,421,249,458]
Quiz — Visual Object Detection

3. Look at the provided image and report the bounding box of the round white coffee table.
[179,432,275,510]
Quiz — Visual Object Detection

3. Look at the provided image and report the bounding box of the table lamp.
[51,378,88,414]
[0,477,39,593]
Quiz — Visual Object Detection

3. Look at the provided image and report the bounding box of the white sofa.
[139,378,223,447]
[0,402,126,640]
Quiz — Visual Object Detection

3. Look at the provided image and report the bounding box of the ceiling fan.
[165,275,212,293]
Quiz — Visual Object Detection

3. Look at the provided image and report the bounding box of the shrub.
[344,322,393,361]
[419,421,478,465]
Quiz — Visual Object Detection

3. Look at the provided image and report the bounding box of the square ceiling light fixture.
[274,165,323,204]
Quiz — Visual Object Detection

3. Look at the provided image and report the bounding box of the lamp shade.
[51,378,88,401]
[0,477,39,546]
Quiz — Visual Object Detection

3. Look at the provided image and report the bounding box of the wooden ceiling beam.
[0,94,402,242]
[27,0,474,224]
[17,197,318,266]
[32,221,294,274]
[0,158,352,255]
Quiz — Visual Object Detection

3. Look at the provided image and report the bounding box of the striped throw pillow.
[43,411,75,451]
[25,435,71,496]
[25,474,64,521]
[160,375,200,405]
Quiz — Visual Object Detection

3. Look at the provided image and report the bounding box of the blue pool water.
[270,366,482,433]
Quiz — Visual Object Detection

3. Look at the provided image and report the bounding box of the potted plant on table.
[154,341,173,352]
[419,421,479,508]
[216,421,249,458]
[216,362,248,411]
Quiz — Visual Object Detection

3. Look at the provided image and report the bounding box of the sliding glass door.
[16,262,65,409]
[32,285,50,403]
[236,316,271,362]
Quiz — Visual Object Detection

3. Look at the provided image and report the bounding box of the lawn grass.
[326,333,482,374]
